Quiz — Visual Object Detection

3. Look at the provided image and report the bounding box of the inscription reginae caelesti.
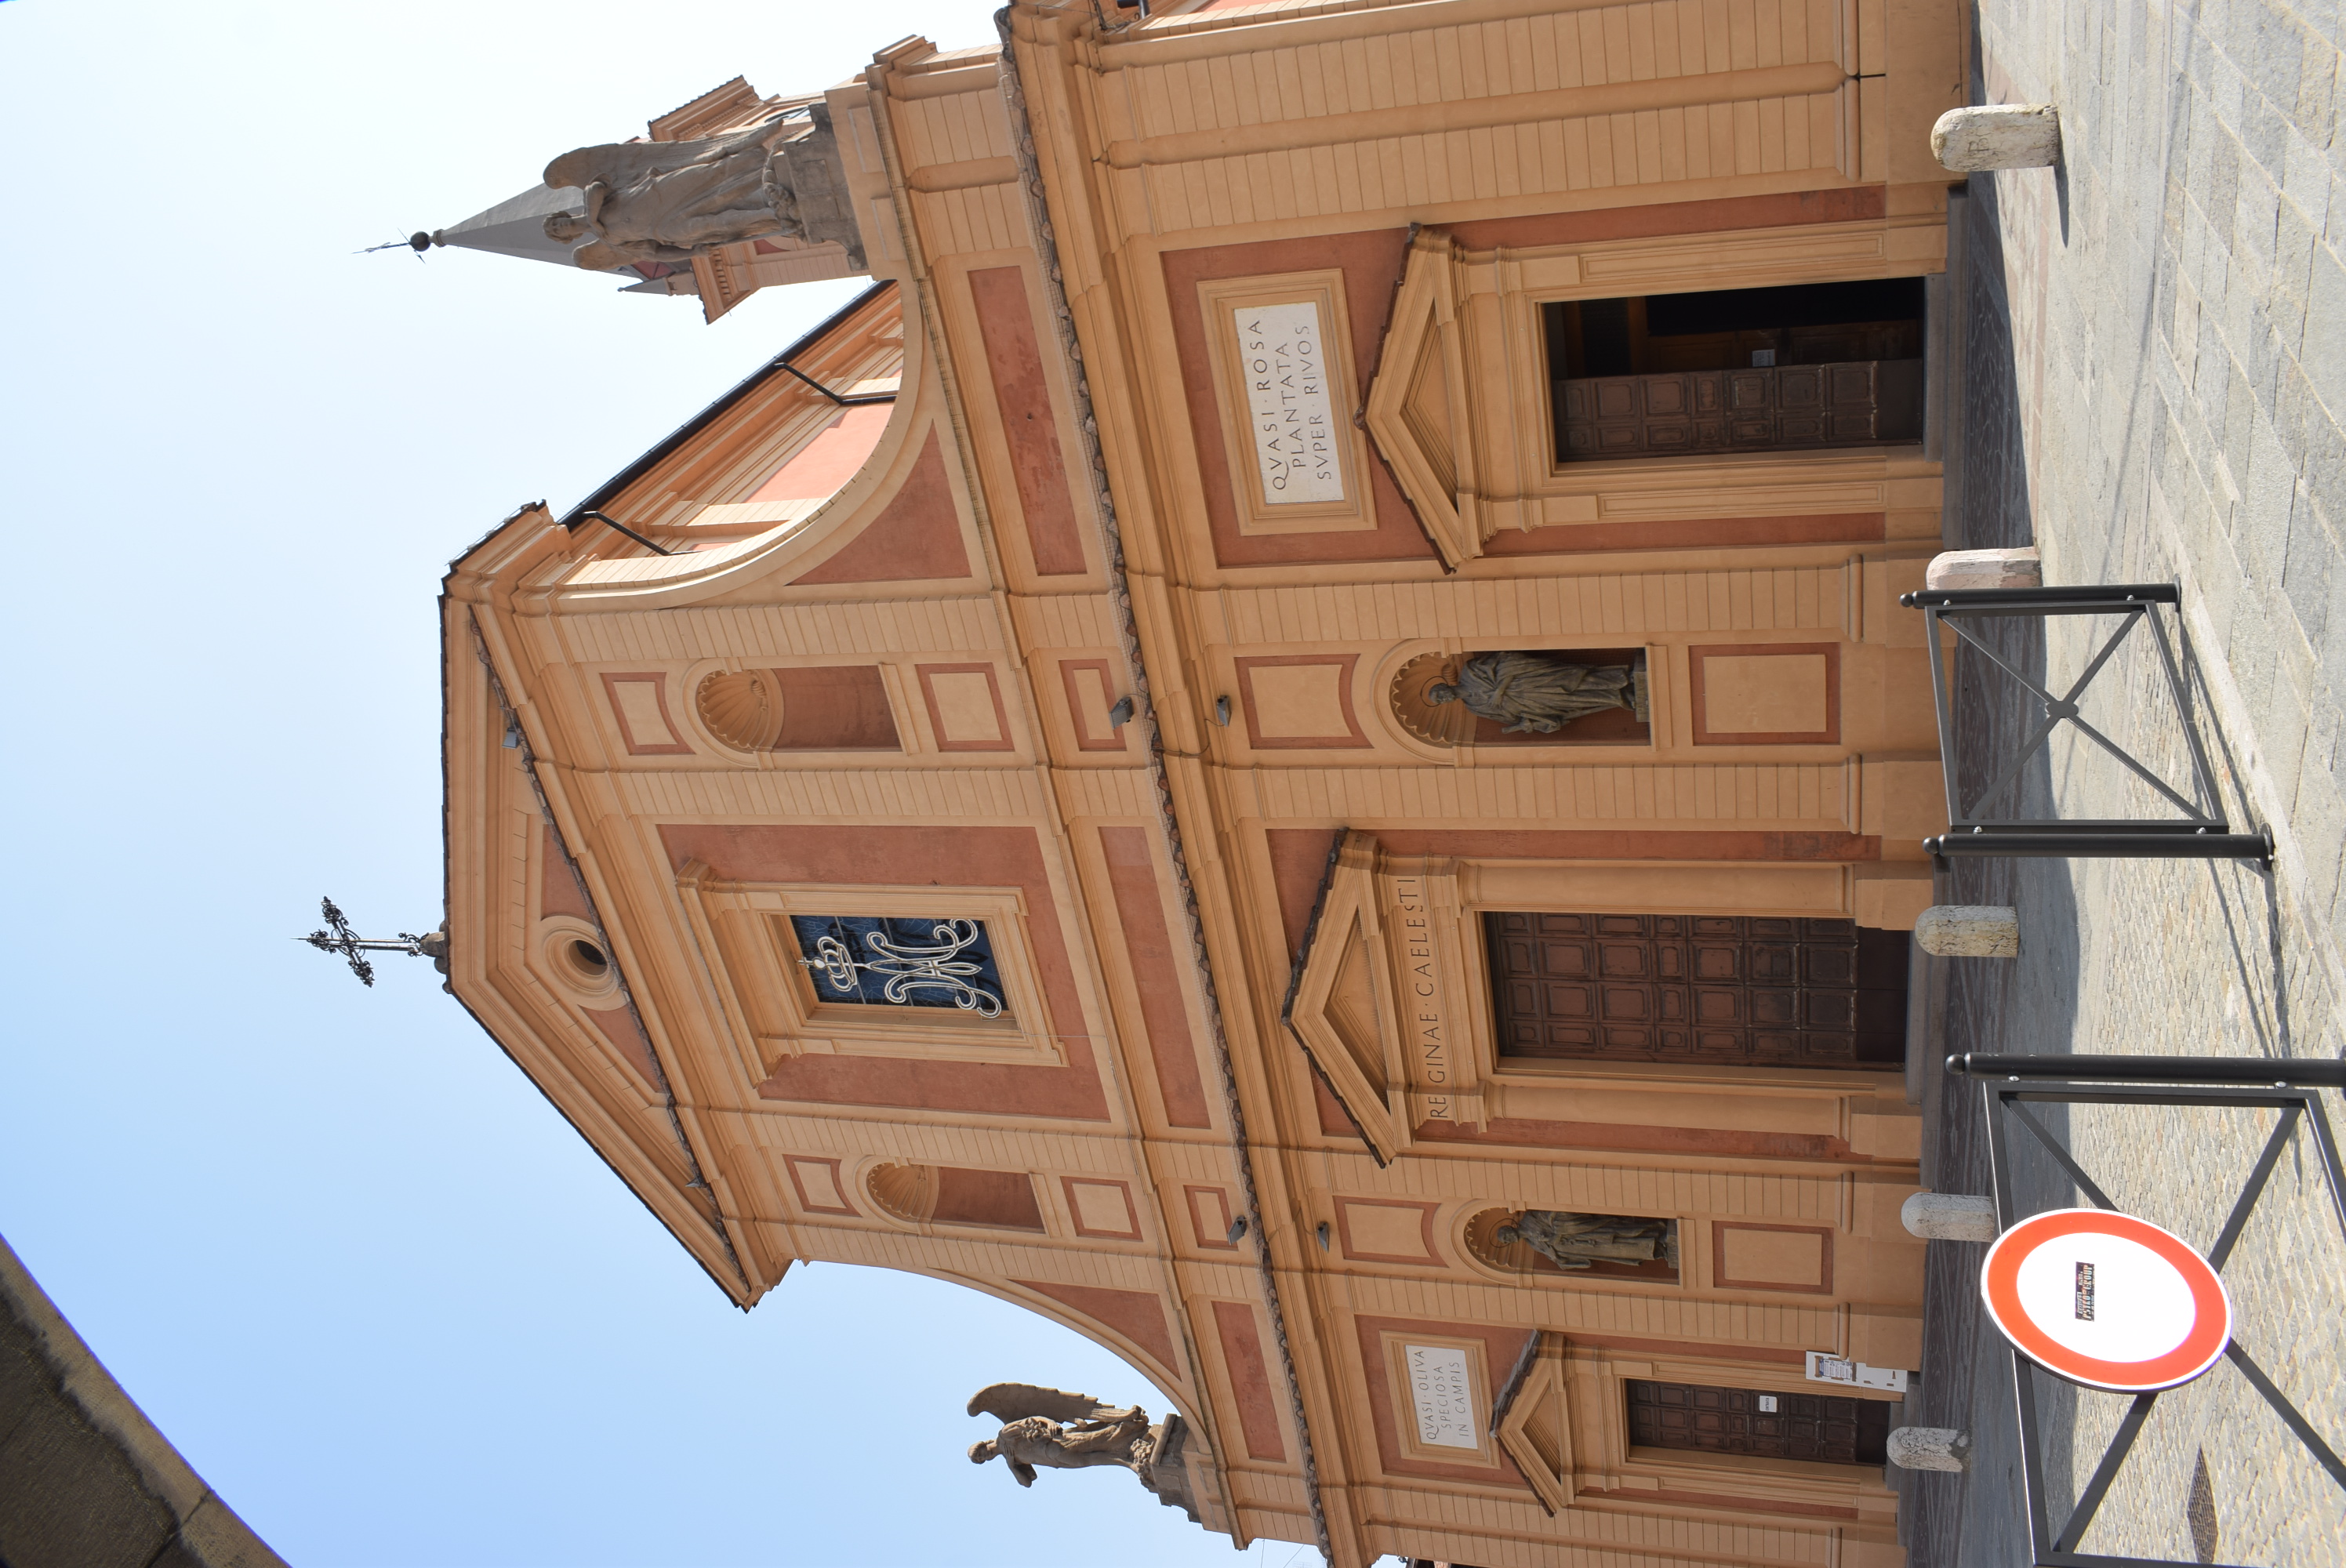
[1391,876,1453,1121]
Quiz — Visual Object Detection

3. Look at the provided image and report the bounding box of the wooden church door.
[1484,912,1907,1068]
[1625,1378,1890,1465]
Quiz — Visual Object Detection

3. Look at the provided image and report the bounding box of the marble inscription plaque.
[1233,300,1345,506]
[1404,1342,1480,1449]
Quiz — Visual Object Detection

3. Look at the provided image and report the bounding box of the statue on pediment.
[539,115,804,270]
[1496,1210,1678,1270]
[967,1384,1200,1520]
[1425,650,1636,734]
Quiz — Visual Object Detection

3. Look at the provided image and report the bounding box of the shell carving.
[1389,651,1474,746]
[865,1162,939,1225]
[696,669,785,751]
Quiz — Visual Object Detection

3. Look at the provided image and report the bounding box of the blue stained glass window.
[789,915,1008,1017]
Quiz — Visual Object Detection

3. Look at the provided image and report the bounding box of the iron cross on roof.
[300,897,447,987]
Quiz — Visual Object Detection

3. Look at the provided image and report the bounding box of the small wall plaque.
[1197,270,1372,536]
[1403,1342,1480,1450]
[1232,299,1346,506]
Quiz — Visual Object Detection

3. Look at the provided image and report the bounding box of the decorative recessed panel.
[670,866,1054,1071]
[783,1155,857,1216]
[1211,1301,1287,1461]
[1713,1221,1836,1293]
[1197,270,1375,536]
[1690,643,1841,745]
[1335,1198,1443,1265]
[1061,1177,1142,1240]
[968,266,1088,579]
[1355,1316,1534,1483]
[915,662,1013,751]
[1186,1185,1237,1250]
[1235,654,1368,750]
[1058,659,1128,752]
[601,673,692,756]
[1381,1331,1498,1465]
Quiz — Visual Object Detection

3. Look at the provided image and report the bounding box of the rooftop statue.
[1425,650,1635,734]
[539,115,806,271]
[966,1384,1200,1520]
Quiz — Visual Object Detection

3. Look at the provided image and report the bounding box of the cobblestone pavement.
[1900,2,2346,1564]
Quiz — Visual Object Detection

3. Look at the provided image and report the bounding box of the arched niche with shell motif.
[1388,648,1653,749]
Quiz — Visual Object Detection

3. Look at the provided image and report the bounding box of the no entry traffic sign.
[1980,1208,2232,1392]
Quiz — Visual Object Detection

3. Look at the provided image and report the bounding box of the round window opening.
[567,939,610,979]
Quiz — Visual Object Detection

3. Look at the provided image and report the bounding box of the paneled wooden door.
[1625,1378,1889,1465]
[1554,359,1924,459]
[1484,913,1907,1068]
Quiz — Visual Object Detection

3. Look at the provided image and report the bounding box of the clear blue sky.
[0,4,1322,1563]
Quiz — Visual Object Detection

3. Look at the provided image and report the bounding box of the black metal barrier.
[1901,583,2271,863]
[1952,1062,2346,1566]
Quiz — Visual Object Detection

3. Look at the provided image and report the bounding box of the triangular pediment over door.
[1364,229,1484,569]
[1282,832,1491,1163]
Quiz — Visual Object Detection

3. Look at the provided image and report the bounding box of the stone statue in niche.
[1425,651,1636,734]
[1497,1210,1678,1270]
[967,1384,1200,1519]
[539,115,805,270]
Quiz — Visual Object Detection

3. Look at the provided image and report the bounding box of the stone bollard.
[1931,105,2061,171]
[1888,1427,1972,1472]
[1902,1192,2000,1243]
[1925,547,2042,591]
[1915,905,2019,957]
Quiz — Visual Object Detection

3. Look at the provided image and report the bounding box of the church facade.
[440,2,1965,1563]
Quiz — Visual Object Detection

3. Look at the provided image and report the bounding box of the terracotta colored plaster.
[659,824,1109,1121]
[1185,1186,1237,1250]
[770,665,901,751]
[1162,231,1438,568]
[1446,187,1889,251]
[1058,659,1128,753]
[1311,1066,1364,1140]
[1211,1301,1287,1460]
[1267,827,1342,960]
[1484,511,1889,556]
[1351,1315,1538,1486]
[790,430,971,585]
[1558,1331,1806,1366]
[1364,829,1883,862]
[1059,1177,1143,1240]
[1020,1279,1182,1381]
[1577,1486,1860,1520]
[539,826,592,921]
[969,266,1088,577]
[583,1004,661,1086]
[1100,828,1214,1128]
[913,662,1015,753]
[932,1167,1047,1231]
[1414,1116,1855,1162]
[749,402,892,503]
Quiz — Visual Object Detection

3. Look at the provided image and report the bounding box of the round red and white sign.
[1980,1208,2232,1392]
